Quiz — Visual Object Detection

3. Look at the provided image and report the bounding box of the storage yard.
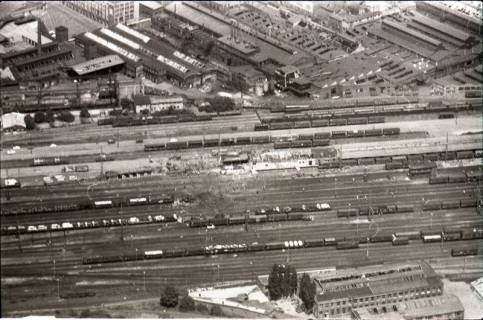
[1,1,482,319]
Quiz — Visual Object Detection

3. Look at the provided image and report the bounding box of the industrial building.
[67,54,125,79]
[0,15,76,86]
[61,1,139,25]
[133,95,185,114]
[313,262,444,318]
[160,2,311,75]
[75,23,217,87]
[352,294,464,320]
[415,1,482,36]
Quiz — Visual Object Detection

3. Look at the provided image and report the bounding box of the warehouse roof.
[164,1,231,37]
[382,19,442,48]
[70,55,125,75]
[411,14,472,42]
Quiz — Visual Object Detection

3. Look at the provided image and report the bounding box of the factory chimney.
[37,19,42,55]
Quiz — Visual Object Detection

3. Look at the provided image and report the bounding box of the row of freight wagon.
[320,149,482,170]
[270,97,422,112]
[187,203,331,228]
[1,195,175,216]
[429,169,483,184]
[1,213,178,236]
[143,128,401,152]
[187,212,312,228]
[1,210,313,236]
[256,116,385,130]
[82,226,482,265]
[98,114,213,127]
[337,199,482,218]
[276,99,480,114]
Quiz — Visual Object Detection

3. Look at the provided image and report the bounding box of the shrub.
[210,305,224,317]
[178,295,195,312]
[195,303,209,314]
[34,111,45,123]
[160,286,179,308]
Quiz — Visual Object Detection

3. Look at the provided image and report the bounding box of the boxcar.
[336,241,359,250]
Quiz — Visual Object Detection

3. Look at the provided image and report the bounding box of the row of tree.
[267,264,317,313]
[159,286,224,316]
[24,107,91,130]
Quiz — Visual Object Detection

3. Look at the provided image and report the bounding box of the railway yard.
[1,0,483,318]
[1,94,482,317]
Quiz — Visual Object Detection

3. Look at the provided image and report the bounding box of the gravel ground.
[442,279,483,319]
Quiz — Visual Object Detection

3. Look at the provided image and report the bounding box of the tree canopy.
[34,111,45,123]
[200,96,236,113]
[160,285,179,308]
[178,295,195,312]
[24,114,35,130]
[58,110,75,123]
[267,264,298,300]
[299,273,317,312]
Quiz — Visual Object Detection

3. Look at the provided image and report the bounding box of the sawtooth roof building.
[75,23,217,88]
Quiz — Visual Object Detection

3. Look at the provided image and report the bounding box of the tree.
[206,96,235,113]
[24,114,35,130]
[268,264,298,300]
[160,286,179,308]
[80,107,91,118]
[45,109,55,123]
[178,295,195,312]
[210,305,224,317]
[268,264,282,300]
[299,273,316,312]
[58,111,75,123]
[34,111,45,123]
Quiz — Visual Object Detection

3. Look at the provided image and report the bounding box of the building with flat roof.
[62,1,139,26]
[68,54,125,78]
[313,262,443,319]
[133,94,184,114]
[0,17,52,50]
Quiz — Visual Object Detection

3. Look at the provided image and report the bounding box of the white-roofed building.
[1,112,26,131]
[471,277,483,301]
[0,18,52,49]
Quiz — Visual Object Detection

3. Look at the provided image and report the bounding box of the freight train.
[144,128,400,152]
[187,212,312,228]
[1,194,175,216]
[320,149,483,170]
[269,98,481,114]
[81,226,482,264]
[99,114,213,127]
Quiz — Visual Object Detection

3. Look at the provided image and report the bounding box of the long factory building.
[75,23,217,88]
